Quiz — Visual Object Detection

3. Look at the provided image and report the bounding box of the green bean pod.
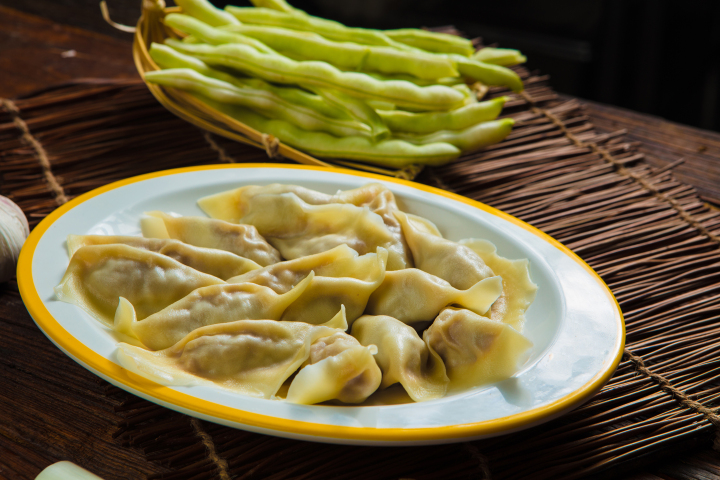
[393,118,514,153]
[165,14,276,55]
[145,68,374,138]
[174,0,238,27]
[149,43,353,121]
[447,55,524,92]
[472,47,527,66]
[249,0,297,13]
[225,7,398,47]
[367,72,465,87]
[378,96,507,134]
[384,28,474,56]
[197,95,461,167]
[311,88,389,139]
[450,55,524,92]
[220,24,458,80]
[164,40,469,111]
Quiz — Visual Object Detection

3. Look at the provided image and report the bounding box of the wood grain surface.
[0,5,138,99]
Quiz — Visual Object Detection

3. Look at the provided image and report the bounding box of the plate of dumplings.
[17,164,624,445]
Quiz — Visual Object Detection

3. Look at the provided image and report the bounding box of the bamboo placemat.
[2,65,720,479]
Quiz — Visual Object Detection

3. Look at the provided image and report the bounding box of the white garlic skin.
[0,195,29,282]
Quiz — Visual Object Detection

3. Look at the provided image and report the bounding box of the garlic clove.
[0,195,30,282]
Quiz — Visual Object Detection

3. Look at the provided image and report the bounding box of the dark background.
[5,0,720,132]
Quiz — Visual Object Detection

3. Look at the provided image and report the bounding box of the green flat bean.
[165,14,276,55]
[448,54,524,92]
[175,0,238,27]
[164,40,469,111]
[311,87,389,139]
[249,0,297,13]
[149,43,353,121]
[393,118,514,153]
[145,68,374,138]
[384,28,474,56]
[225,7,398,47]
[473,47,527,66]
[201,98,461,167]
[367,72,464,87]
[378,96,507,133]
[220,24,458,80]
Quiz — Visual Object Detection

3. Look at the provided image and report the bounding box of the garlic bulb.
[0,195,29,282]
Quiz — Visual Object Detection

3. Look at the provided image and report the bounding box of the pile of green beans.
[145,0,527,167]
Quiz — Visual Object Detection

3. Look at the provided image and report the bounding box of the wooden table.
[3,5,720,479]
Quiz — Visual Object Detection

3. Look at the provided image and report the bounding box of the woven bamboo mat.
[3,65,720,479]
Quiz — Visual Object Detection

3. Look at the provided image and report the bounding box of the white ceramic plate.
[17,164,624,446]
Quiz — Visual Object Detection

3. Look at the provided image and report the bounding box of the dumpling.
[424,307,533,391]
[116,307,348,399]
[114,273,315,350]
[365,268,503,324]
[461,239,538,331]
[228,244,381,291]
[280,248,387,326]
[352,315,448,402]
[54,244,224,326]
[228,245,387,325]
[286,332,382,404]
[141,211,281,266]
[394,211,494,289]
[199,190,407,270]
[66,234,261,280]
[198,183,413,269]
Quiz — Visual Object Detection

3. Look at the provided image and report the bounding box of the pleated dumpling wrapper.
[199,189,407,270]
[116,306,348,400]
[140,211,281,266]
[198,182,412,270]
[352,315,449,402]
[54,244,224,326]
[424,307,533,391]
[67,234,261,280]
[114,272,315,351]
[394,211,495,290]
[460,239,538,332]
[229,244,388,326]
[365,268,503,324]
[286,332,382,405]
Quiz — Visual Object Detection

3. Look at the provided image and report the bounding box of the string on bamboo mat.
[623,348,720,451]
[191,418,232,480]
[519,90,720,247]
[0,98,69,206]
[203,132,236,163]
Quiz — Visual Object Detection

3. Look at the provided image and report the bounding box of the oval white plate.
[17,164,624,446]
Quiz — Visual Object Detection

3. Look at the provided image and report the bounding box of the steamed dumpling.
[200,190,407,270]
[461,239,538,331]
[141,211,281,266]
[280,248,387,326]
[54,244,224,326]
[116,308,348,399]
[286,332,382,404]
[228,245,388,325]
[352,315,448,402]
[365,268,503,324]
[229,244,382,290]
[198,182,412,270]
[424,308,533,391]
[66,234,261,280]
[115,273,315,350]
[394,211,494,289]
